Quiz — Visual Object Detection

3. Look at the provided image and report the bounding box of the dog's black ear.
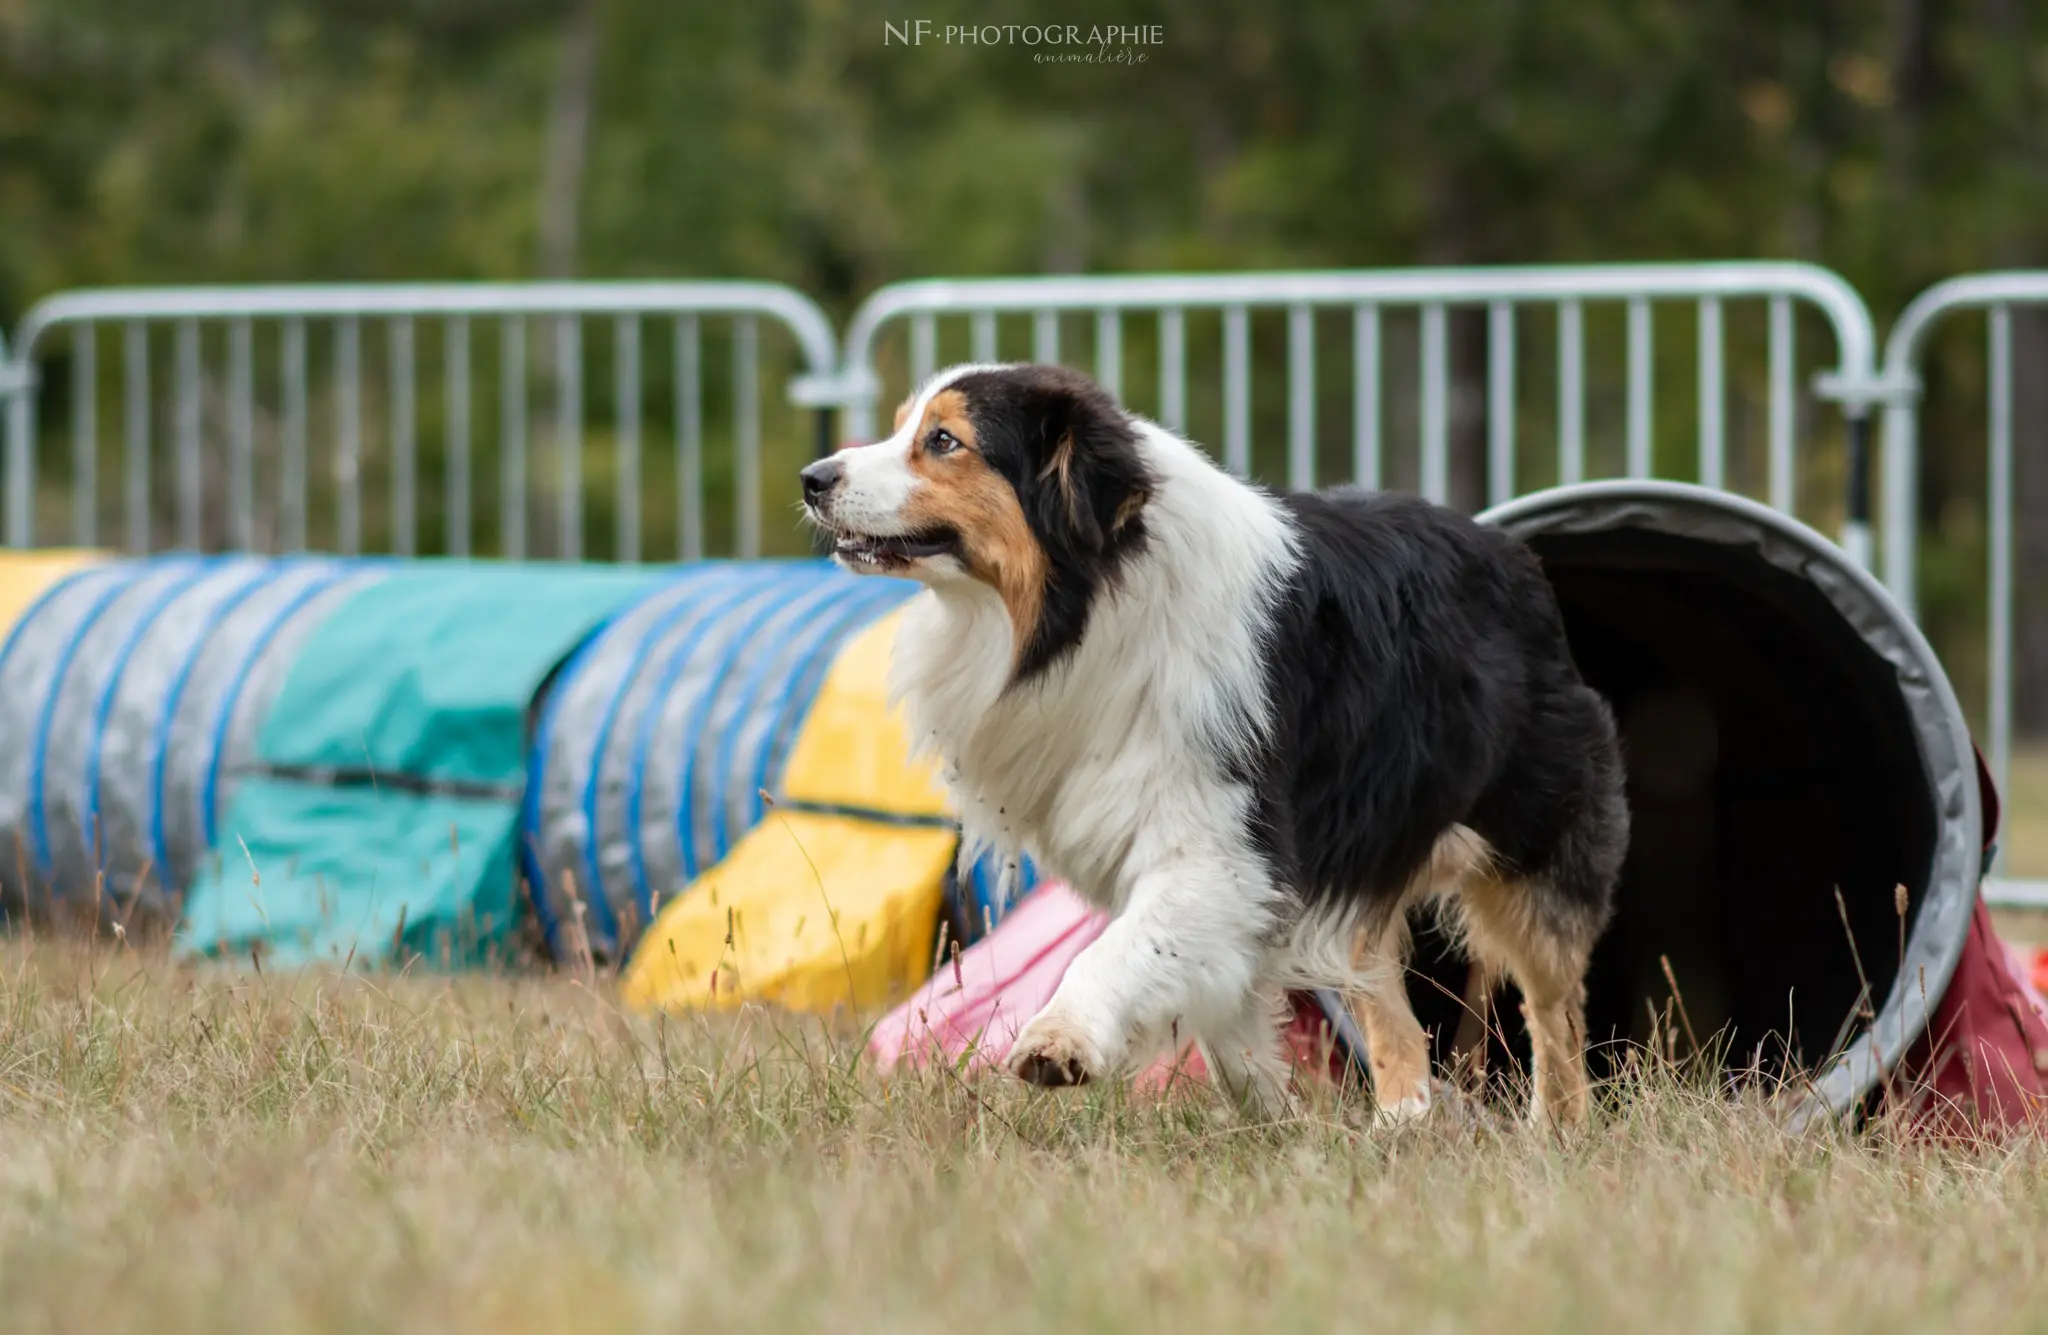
[1021,369,1153,557]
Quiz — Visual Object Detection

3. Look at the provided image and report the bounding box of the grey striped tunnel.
[0,556,384,923]
[520,561,919,963]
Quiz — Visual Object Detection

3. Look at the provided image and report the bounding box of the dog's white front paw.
[1009,1009,1110,1088]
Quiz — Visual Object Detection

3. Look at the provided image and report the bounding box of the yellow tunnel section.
[620,609,957,1014]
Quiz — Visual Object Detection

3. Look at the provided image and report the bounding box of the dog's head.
[801,363,1154,678]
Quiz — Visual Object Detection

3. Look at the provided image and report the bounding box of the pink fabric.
[2018,943,2048,1003]
[869,883,1110,1075]
[2005,942,2048,1015]
[869,881,1350,1086]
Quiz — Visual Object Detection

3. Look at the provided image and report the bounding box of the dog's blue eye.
[928,429,960,454]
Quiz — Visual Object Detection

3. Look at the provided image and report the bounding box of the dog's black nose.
[800,457,843,505]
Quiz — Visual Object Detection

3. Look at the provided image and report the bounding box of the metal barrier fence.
[3,283,839,560]
[1880,272,2048,903]
[10,265,2048,906]
[839,264,1889,551]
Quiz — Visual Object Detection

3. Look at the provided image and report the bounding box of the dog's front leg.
[1008,859,1277,1090]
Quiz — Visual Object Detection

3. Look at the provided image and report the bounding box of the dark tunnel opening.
[1407,525,1940,1089]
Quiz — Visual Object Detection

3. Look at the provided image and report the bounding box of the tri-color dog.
[801,363,1628,1126]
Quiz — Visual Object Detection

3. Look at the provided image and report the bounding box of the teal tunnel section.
[0,554,384,925]
[179,561,666,968]
[522,561,920,964]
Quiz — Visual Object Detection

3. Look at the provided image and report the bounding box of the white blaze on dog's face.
[808,367,998,583]
[800,363,1155,679]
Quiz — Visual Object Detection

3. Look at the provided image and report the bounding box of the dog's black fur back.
[1235,487,1627,941]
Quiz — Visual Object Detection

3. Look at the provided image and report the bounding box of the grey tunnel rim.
[1478,478,1982,1126]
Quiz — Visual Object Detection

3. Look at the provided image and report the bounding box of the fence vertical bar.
[1353,304,1380,490]
[1096,310,1122,399]
[282,319,306,552]
[500,317,526,559]
[1558,300,1585,485]
[1881,393,1918,619]
[971,311,997,364]
[1223,305,1250,476]
[1286,304,1315,491]
[1420,303,1449,503]
[910,312,937,385]
[446,315,471,557]
[228,317,253,550]
[72,324,96,545]
[176,318,201,549]
[1626,298,1653,478]
[676,314,703,560]
[1487,301,1515,506]
[555,315,582,560]
[735,314,761,558]
[1768,296,1795,513]
[2,341,25,548]
[1988,304,2014,856]
[124,321,148,553]
[390,316,416,557]
[336,315,361,556]
[1159,308,1186,434]
[1033,310,1059,365]
[1697,297,1725,490]
[615,315,642,563]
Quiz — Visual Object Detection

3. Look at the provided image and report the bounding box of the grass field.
[2,938,2045,1335]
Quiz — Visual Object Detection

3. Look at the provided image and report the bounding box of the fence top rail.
[841,260,1881,404]
[11,280,840,374]
[1882,270,2048,388]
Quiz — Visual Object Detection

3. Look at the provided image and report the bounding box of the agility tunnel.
[0,479,2039,1128]
[1472,480,2044,1125]
[873,481,2047,1130]
[0,552,976,1006]
[518,557,1050,1009]
[523,561,958,1011]
[0,554,664,962]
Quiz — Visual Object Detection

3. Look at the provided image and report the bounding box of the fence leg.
[3,356,32,549]
[811,406,836,558]
[1842,413,1873,571]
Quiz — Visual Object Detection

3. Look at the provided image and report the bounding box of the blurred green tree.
[2,0,2045,725]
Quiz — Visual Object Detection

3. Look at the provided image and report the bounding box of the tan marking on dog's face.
[892,393,917,434]
[899,389,1047,662]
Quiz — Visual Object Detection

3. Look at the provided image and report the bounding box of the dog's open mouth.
[831,526,960,569]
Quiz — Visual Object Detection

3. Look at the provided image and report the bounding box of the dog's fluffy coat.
[800,363,1628,1124]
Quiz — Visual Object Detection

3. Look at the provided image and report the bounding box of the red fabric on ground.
[1884,897,2048,1134]
[1878,748,2048,1133]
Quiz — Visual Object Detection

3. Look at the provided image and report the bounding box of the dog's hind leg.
[1345,826,1495,1125]
[1457,874,1599,1129]
[1349,918,1434,1124]
[1197,986,1298,1121]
